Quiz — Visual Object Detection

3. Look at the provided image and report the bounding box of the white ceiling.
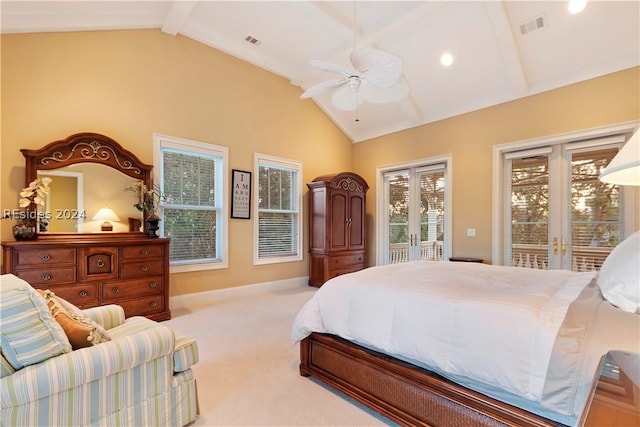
[2,1,639,143]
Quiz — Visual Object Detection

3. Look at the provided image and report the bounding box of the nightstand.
[580,351,640,426]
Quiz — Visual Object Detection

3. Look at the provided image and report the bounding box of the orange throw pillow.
[37,290,110,350]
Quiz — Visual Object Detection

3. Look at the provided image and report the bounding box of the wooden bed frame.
[300,333,565,427]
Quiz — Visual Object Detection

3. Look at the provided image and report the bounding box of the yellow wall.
[2,29,638,296]
[1,29,353,296]
[352,67,640,265]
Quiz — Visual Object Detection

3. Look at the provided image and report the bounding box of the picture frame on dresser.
[2,132,171,320]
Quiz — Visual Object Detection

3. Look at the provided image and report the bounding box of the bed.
[291,233,640,427]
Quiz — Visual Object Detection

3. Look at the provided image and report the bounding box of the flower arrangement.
[19,177,52,209]
[8,177,52,240]
[125,181,164,219]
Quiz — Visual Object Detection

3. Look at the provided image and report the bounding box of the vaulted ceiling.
[2,1,639,142]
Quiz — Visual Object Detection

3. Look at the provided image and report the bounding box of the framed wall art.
[231,169,251,219]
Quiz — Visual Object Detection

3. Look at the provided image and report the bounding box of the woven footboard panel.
[300,334,562,427]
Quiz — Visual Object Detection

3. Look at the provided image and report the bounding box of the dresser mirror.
[22,132,153,237]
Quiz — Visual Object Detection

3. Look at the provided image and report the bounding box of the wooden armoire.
[307,172,369,287]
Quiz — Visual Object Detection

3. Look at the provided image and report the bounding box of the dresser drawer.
[122,245,164,260]
[40,283,99,308]
[118,295,164,318]
[329,253,365,268]
[121,260,163,278]
[15,267,76,286]
[102,276,163,301]
[15,248,75,266]
[79,247,118,281]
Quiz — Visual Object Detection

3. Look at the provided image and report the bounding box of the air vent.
[519,15,546,35]
[244,35,260,45]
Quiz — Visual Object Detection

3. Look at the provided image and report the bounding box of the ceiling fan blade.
[331,84,362,111]
[300,78,346,99]
[351,47,403,88]
[310,59,360,77]
[359,76,410,104]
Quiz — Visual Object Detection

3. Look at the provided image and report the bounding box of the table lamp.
[92,207,120,231]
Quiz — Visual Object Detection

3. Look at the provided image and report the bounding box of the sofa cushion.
[107,316,198,372]
[37,290,111,349]
[0,275,71,370]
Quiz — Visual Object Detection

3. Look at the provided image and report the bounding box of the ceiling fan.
[300,46,409,112]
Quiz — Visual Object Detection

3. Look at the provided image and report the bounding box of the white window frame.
[492,121,639,265]
[253,153,303,265]
[154,133,229,273]
[376,154,453,266]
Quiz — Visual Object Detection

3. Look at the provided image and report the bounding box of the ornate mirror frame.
[22,132,153,239]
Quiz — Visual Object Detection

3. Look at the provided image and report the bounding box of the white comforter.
[292,261,596,402]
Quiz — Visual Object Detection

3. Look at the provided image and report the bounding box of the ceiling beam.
[161,1,198,36]
[483,1,528,97]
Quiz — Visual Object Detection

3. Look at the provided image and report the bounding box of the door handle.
[561,237,567,256]
[552,237,558,255]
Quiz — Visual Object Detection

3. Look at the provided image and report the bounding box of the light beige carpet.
[164,283,394,427]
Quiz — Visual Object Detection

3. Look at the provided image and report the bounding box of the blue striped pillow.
[0,275,71,370]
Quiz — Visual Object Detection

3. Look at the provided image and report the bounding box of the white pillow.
[597,231,640,313]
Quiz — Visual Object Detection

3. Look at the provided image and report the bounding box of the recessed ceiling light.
[568,0,587,14]
[440,52,453,67]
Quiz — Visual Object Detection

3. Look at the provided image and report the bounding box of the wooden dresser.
[2,235,171,320]
[307,172,368,287]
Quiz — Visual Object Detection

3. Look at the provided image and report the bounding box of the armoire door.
[347,191,365,251]
[328,188,365,252]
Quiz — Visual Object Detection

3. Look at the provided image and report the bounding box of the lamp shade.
[599,129,640,186]
[92,207,120,222]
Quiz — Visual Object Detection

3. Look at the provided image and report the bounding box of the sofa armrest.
[0,323,175,407]
[83,304,125,330]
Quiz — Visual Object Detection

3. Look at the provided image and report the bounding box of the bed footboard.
[300,333,563,427]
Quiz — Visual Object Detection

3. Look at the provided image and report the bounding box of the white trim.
[169,276,309,312]
[37,170,85,232]
[492,121,639,265]
[153,133,229,272]
[376,154,453,266]
[253,153,304,265]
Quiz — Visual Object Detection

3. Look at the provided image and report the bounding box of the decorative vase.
[13,222,37,241]
[145,217,160,238]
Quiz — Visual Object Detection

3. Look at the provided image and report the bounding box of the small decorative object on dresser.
[307,172,368,287]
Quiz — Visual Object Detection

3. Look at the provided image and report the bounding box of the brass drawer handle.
[140,265,148,272]
[149,282,157,288]
[150,301,157,307]
[42,273,52,281]
[42,254,51,261]
[97,260,105,268]
[112,287,120,294]
[140,249,149,255]
[79,290,88,297]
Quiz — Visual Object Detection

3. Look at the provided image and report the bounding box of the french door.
[505,135,629,271]
[381,162,448,264]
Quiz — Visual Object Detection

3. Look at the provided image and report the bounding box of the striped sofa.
[1,276,199,427]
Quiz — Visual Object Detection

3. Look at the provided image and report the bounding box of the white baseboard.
[169,276,310,312]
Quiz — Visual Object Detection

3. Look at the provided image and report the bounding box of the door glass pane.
[387,173,409,264]
[511,156,549,269]
[419,170,445,260]
[570,148,621,271]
